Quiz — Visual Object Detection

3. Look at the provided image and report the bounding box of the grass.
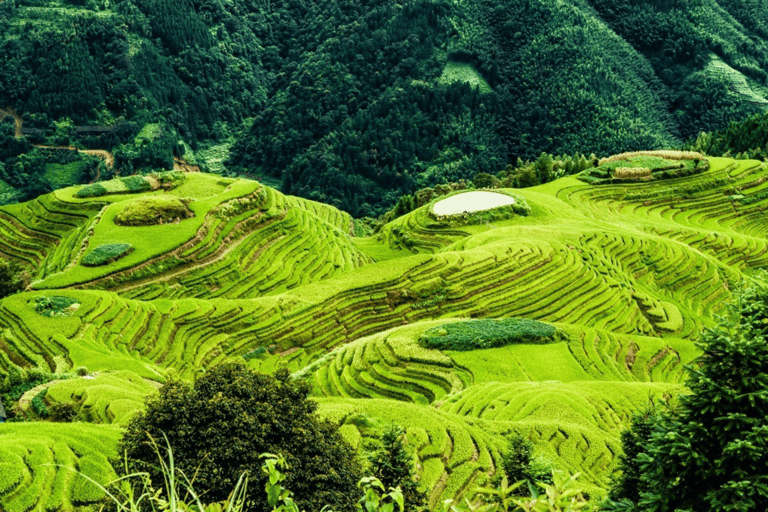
[0,422,121,512]
[1,154,768,505]
[44,370,158,424]
[136,123,163,142]
[36,174,260,288]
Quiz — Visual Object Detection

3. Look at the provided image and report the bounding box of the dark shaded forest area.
[1,0,768,215]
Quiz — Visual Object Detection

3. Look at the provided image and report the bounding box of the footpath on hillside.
[2,108,199,175]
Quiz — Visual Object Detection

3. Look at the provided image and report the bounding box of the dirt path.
[2,109,115,168]
[0,107,23,137]
[32,144,114,168]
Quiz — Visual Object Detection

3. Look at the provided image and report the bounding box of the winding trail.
[3,108,201,174]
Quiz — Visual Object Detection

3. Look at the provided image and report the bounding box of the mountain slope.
[3,0,768,214]
[0,153,767,508]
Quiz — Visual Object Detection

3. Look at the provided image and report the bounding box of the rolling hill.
[0,152,766,509]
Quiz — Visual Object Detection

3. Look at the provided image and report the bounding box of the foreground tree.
[118,363,362,512]
[367,425,426,511]
[608,279,768,511]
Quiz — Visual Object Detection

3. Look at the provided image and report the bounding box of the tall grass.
[76,435,249,512]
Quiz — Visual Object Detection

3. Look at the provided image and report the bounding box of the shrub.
[75,183,108,198]
[114,196,193,226]
[31,295,80,317]
[31,388,49,418]
[120,175,152,192]
[117,363,363,512]
[81,243,134,266]
[243,346,267,360]
[418,318,559,351]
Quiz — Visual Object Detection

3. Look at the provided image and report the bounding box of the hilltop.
[3,0,768,214]
[1,153,767,509]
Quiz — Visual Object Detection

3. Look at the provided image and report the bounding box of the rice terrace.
[1,151,768,510]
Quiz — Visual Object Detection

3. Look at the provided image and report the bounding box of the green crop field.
[0,153,767,509]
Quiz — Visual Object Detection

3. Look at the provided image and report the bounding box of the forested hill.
[2,0,768,215]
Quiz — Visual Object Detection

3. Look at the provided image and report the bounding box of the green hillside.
[3,0,768,214]
[1,153,767,509]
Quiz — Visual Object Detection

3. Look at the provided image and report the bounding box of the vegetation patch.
[75,183,108,198]
[114,196,193,226]
[419,318,559,351]
[579,152,708,185]
[438,61,492,94]
[31,296,80,317]
[81,243,134,266]
[120,175,152,193]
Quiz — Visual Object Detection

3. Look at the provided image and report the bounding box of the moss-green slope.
[1,155,767,507]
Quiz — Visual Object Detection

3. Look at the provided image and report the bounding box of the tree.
[0,259,27,299]
[118,363,363,512]
[607,406,660,505]
[498,433,552,488]
[608,279,768,511]
[367,424,425,512]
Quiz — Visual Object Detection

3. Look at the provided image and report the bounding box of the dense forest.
[2,0,768,214]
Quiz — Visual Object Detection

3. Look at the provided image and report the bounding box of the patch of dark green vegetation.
[75,183,108,198]
[579,155,706,185]
[31,296,80,317]
[121,176,153,193]
[419,318,559,351]
[81,244,134,267]
[115,197,193,226]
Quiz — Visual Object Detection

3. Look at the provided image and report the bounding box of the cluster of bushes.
[121,175,153,192]
[31,295,80,317]
[0,259,28,300]
[81,244,134,267]
[242,344,278,360]
[75,183,108,198]
[115,197,192,226]
[419,318,559,351]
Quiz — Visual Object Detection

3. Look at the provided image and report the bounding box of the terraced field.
[0,154,766,509]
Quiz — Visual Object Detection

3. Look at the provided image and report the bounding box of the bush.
[114,196,193,226]
[117,363,363,512]
[75,183,108,198]
[31,388,49,418]
[418,318,559,351]
[31,296,80,317]
[120,175,152,192]
[81,243,133,267]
